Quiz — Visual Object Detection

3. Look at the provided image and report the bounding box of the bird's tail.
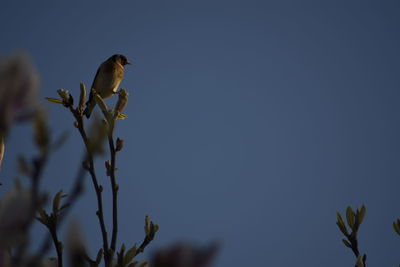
[83,99,96,118]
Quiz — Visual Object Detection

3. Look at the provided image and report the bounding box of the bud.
[82,160,90,171]
[57,89,72,107]
[94,94,109,115]
[114,88,129,118]
[78,82,86,113]
[116,138,124,152]
[94,93,113,124]
[105,160,111,176]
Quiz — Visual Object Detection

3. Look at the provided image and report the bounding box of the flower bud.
[116,138,124,152]
[114,88,129,117]
[78,82,86,113]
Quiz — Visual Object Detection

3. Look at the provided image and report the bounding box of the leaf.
[144,216,150,235]
[117,243,126,266]
[342,238,352,248]
[59,203,70,211]
[358,205,366,224]
[45,97,63,104]
[52,190,67,213]
[336,212,348,235]
[36,208,49,226]
[94,94,109,115]
[336,212,344,225]
[346,206,355,229]
[355,254,366,267]
[120,243,126,255]
[124,245,137,265]
[57,89,72,106]
[117,113,128,120]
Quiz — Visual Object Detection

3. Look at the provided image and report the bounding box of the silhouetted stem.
[50,227,63,267]
[135,235,152,257]
[71,107,111,265]
[34,154,87,265]
[16,152,48,267]
[108,123,118,254]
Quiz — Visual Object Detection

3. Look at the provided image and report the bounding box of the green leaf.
[346,206,355,229]
[52,190,67,213]
[336,222,347,236]
[357,205,366,225]
[342,238,352,248]
[117,243,126,266]
[153,224,159,233]
[117,113,128,120]
[144,216,150,235]
[45,97,63,104]
[355,254,365,267]
[124,246,137,266]
[120,243,126,255]
[57,89,72,106]
[336,212,344,225]
[59,203,70,211]
[336,212,348,235]
[36,208,49,227]
[94,93,110,118]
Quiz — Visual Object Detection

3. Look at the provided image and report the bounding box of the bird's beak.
[126,61,132,65]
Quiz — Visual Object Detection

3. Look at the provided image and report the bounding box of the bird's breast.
[92,65,124,99]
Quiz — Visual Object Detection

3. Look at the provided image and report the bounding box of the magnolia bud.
[114,88,129,117]
[116,138,124,152]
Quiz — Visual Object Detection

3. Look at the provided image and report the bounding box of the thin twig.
[33,154,87,264]
[135,235,152,257]
[71,106,111,264]
[21,153,48,267]
[108,131,118,253]
[50,227,63,267]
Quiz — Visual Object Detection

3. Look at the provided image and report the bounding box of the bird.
[84,54,131,118]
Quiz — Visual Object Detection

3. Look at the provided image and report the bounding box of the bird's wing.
[86,65,102,105]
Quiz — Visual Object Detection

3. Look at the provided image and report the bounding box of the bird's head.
[111,54,132,66]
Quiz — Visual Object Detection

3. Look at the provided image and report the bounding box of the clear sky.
[1,0,400,266]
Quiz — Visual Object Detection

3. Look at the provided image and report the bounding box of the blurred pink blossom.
[0,186,33,248]
[0,53,39,168]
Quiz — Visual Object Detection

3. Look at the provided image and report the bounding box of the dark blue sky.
[1,1,400,266]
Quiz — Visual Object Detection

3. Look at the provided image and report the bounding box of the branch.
[108,131,119,253]
[71,106,111,263]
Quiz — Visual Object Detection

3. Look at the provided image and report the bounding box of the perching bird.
[84,54,131,118]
